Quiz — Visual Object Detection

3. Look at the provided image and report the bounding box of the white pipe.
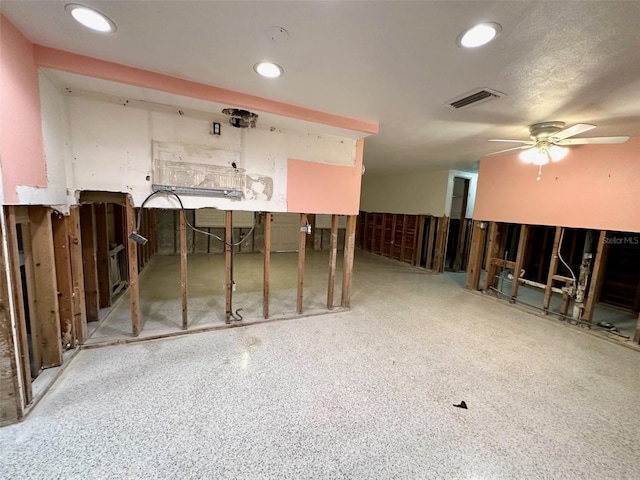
[517,277,565,294]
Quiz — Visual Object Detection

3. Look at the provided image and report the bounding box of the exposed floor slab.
[2,251,639,479]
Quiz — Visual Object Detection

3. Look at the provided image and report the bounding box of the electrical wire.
[557,228,577,284]
[135,190,256,247]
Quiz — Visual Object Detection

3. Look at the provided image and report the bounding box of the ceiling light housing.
[520,143,569,165]
[65,4,116,33]
[254,62,283,78]
[457,22,501,48]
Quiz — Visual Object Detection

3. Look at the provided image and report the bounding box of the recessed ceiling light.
[254,62,283,78]
[457,22,501,48]
[65,4,116,33]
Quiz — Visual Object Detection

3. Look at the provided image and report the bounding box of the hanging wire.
[557,228,577,284]
[135,190,256,247]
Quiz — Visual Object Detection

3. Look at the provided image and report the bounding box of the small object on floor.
[453,401,468,409]
[597,322,619,332]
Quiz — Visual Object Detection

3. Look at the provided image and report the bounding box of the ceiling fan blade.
[485,145,531,156]
[549,123,596,141]
[555,136,630,145]
[488,139,532,144]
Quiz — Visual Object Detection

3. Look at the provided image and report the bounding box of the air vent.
[446,88,505,109]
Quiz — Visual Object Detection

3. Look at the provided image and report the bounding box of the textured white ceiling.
[2,0,639,173]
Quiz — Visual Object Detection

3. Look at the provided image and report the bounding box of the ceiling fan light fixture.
[253,62,283,78]
[548,145,569,162]
[457,22,501,48]
[520,147,549,166]
[65,4,116,33]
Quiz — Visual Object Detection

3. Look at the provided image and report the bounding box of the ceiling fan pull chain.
[536,165,542,181]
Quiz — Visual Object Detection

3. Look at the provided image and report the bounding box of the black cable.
[134,190,255,247]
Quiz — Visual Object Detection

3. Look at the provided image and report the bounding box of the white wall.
[359,169,450,216]
[28,79,359,213]
[15,70,71,211]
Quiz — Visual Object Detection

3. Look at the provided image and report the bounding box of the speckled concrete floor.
[2,251,640,479]
[91,251,343,338]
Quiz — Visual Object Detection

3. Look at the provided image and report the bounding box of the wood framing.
[379,214,387,256]
[413,215,425,266]
[433,216,449,273]
[94,203,111,308]
[634,312,640,344]
[543,227,563,314]
[51,213,75,348]
[400,215,408,261]
[180,210,188,330]
[0,210,22,425]
[28,207,62,367]
[4,207,32,405]
[225,210,232,324]
[510,225,529,303]
[297,213,308,314]
[341,215,357,308]
[482,222,500,293]
[425,217,436,270]
[263,212,271,319]
[125,196,141,336]
[583,230,608,323]
[18,217,41,375]
[453,179,470,271]
[466,221,487,291]
[68,207,87,344]
[327,215,339,309]
[80,205,99,322]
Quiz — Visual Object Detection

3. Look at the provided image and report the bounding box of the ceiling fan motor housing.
[529,121,565,140]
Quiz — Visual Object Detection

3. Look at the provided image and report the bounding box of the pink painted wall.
[474,137,640,233]
[0,15,46,203]
[287,139,364,215]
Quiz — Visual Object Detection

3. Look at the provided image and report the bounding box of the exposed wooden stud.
[180,210,188,330]
[583,230,608,323]
[433,216,450,273]
[379,214,387,256]
[510,225,529,303]
[543,226,563,314]
[341,215,357,308]
[94,204,110,308]
[19,220,41,375]
[80,205,99,322]
[482,222,500,292]
[327,215,339,309]
[390,214,397,259]
[453,180,471,271]
[68,207,87,345]
[297,213,308,314]
[263,212,271,319]
[3,207,32,405]
[425,216,436,270]
[466,221,487,291]
[413,215,425,266]
[0,209,22,425]
[28,207,62,367]
[400,215,408,262]
[560,279,573,317]
[51,213,75,348]
[125,196,140,336]
[225,210,232,324]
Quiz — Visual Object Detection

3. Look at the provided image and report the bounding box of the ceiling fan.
[486,121,630,165]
